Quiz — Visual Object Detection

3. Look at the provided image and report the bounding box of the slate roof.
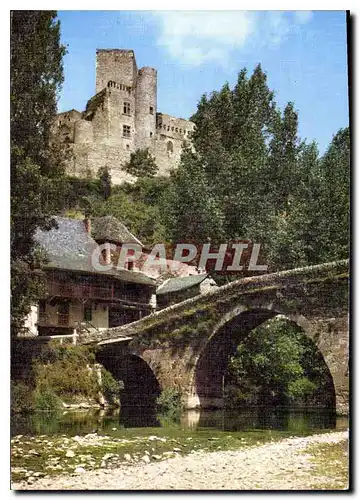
[34,217,154,287]
[156,273,208,295]
[92,216,142,246]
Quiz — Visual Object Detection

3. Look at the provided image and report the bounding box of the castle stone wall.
[66,143,136,185]
[154,114,195,175]
[54,49,195,184]
[74,119,93,144]
[96,49,138,94]
[135,67,157,152]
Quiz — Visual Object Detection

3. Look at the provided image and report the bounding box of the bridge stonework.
[81,260,349,415]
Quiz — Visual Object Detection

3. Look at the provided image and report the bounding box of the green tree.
[123,148,159,178]
[166,64,277,259]
[98,166,112,200]
[315,127,350,262]
[225,318,328,407]
[163,147,226,244]
[11,11,66,336]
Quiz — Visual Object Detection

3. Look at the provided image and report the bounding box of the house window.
[149,106,154,115]
[167,141,173,153]
[38,300,46,323]
[84,306,92,322]
[58,302,69,326]
[123,101,131,115]
[127,261,134,271]
[123,125,131,138]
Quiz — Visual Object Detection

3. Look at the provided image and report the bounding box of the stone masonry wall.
[154,113,195,175]
[54,49,195,183]
[96,49,138,94]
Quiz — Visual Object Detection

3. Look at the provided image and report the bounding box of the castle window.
[150,132,153,138]
[60,124,71,143]
[126,144,130,150]
[175,128,178,132]
[171,127,174,131]
[167,141,173,154]
[123,101,131,115]
[149,106,154,115]
[123,125,131,138]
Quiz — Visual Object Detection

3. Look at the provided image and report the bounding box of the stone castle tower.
[53,49,195,184]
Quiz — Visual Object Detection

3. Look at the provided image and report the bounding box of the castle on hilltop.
[53,49,195,184]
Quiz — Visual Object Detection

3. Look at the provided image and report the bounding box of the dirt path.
[12,431,348,491]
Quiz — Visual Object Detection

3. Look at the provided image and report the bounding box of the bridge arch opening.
[192,309,336,411]
[96,349,161,409]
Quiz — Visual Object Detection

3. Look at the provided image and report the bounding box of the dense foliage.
[11,11,66,336]
[163,66,350,274]
[225,317,335,408]
[123,148,159,178]
[11,343,122,414]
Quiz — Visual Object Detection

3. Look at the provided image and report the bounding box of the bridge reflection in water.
[11,407,348,437]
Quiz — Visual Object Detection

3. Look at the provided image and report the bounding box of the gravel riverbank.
[13,430,348,491]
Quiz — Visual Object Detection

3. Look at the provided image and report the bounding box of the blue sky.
[57,10,349,154]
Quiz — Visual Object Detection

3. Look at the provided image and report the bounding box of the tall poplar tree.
[11,11,66,335]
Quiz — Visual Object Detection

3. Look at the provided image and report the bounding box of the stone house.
[25,216,156,338]
[23,215,216,338]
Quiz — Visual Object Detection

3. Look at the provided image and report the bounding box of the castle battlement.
[53,49,194,184]
[107,80,134,93]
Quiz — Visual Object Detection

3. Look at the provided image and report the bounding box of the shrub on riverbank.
[11,381,34,414]
[156,388,183,421]
[100,367,123,406]
[11,342,122,414]
[33,387,62,414]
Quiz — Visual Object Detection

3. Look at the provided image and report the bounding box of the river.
[11,406,349,487]
[12,406,348,437]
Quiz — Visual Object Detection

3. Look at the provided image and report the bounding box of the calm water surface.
[11,407,348,437]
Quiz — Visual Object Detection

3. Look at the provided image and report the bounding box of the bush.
[34,359,98,401]
[33,344,99,402]
[11,381,34,414]
[33,388,62,414]
[156,388,183,419]
[101,368,123,406]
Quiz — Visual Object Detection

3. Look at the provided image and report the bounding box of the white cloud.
[294,11,313,24]
[151,11,314,67]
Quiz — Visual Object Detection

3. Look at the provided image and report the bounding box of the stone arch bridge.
[79,260,349,415]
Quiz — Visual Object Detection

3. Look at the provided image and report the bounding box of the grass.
[303,440,349,490]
